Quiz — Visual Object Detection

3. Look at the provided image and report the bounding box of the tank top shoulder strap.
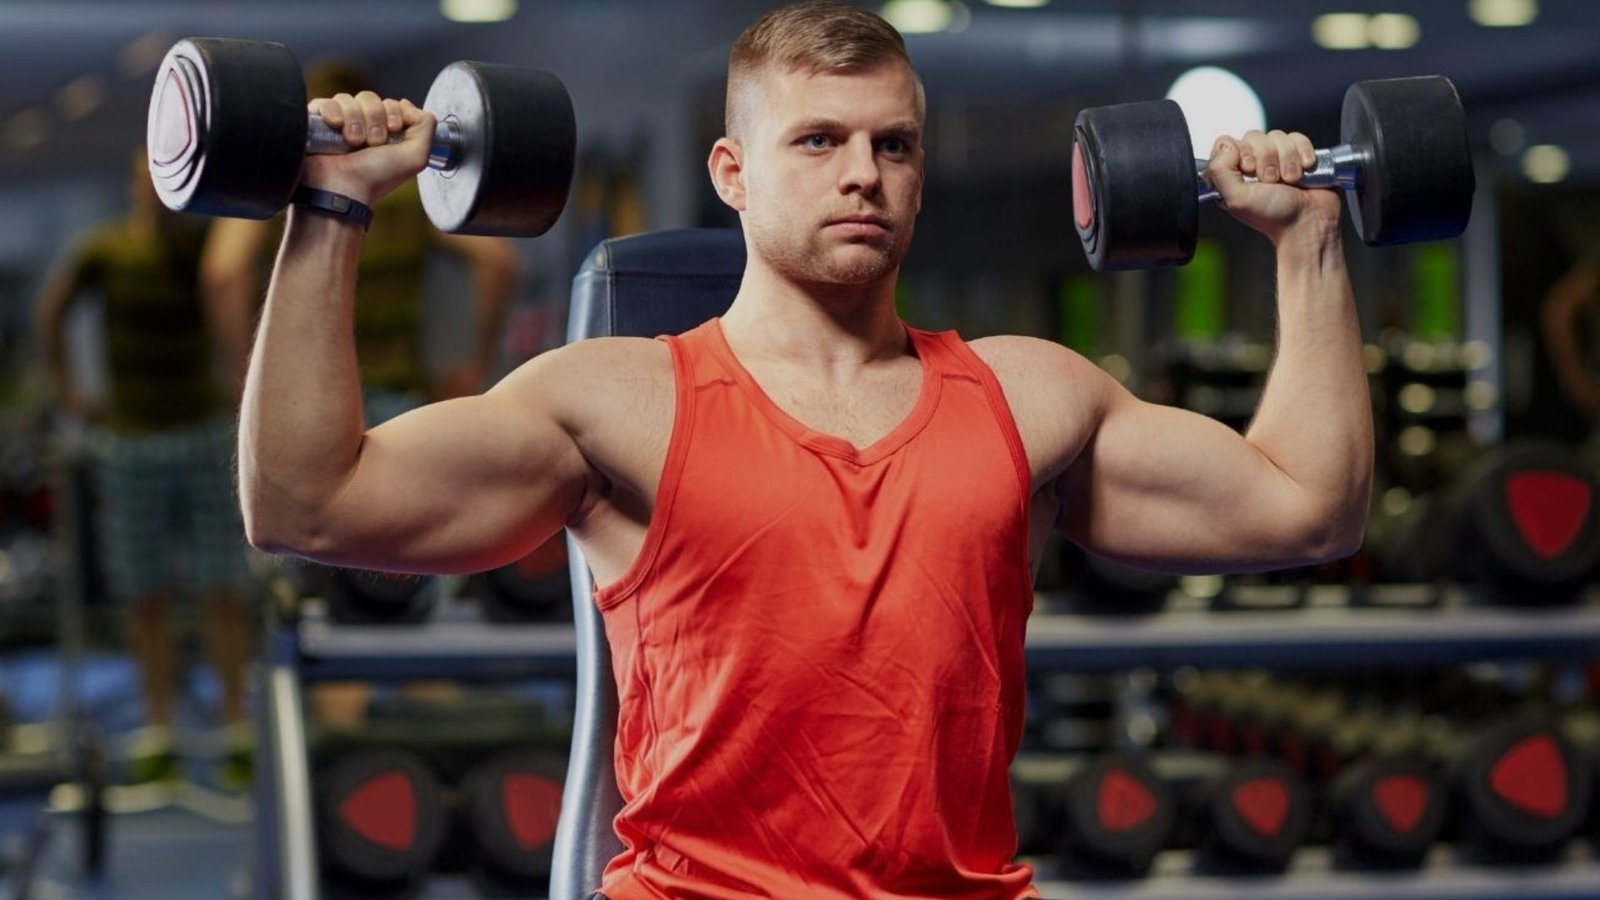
[910,326,1033,499]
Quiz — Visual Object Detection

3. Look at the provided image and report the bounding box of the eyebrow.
[786,118,922,141]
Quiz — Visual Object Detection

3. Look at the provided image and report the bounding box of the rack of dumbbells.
[1015,327,1600,898]
[254,533,580,900]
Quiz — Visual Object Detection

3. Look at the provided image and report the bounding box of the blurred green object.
[1413,243,1461,341]
[1058,276,1100,358]
[1176,238,1225,343]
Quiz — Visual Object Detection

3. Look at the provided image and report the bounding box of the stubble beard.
[748,215,912,287]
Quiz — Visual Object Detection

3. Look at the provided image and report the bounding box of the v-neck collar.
[707,317,942,466]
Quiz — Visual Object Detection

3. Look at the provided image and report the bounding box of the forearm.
[238,209,367,544]
[1244,222,1373,549]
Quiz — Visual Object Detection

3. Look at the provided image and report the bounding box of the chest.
[750,360,925,450]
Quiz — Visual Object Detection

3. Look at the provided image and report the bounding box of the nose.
[837,133,882,197]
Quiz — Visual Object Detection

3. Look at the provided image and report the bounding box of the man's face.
[725,61,924,287]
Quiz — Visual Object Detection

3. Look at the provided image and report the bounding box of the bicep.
[309,383,589,575]
[1056,384,1327,574]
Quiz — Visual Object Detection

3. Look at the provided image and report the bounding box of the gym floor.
[1,650,251,899]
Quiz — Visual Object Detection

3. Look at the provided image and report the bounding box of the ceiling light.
[1469,0,1538,27]
[881,0,953,34]
[56,75,107,122]
[985,0,1050,7]
[441,0,517,24]
[948,1,973,33]
[1166,66,1265,158]
[1488,118,1525,155]
[1313,13,1369,49]
[1369,13,1420,49]
[1522,144,1569,184]
[4,109,50,152]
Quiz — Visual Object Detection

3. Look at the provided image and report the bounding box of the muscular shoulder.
[497,337,670,427]
[966,335,1113,484]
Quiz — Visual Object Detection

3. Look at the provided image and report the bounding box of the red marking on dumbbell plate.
[1504,471,1591,560]
[1232,777,1289,837]
[504,773,563,849]
[1490,734,1568,819]
[1098,769,1157,833]
[341,771,418,850]
[1374,774,1429,834]
[1071,142,1095,230]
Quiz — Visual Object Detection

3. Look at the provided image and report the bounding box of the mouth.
[825,214,891,237]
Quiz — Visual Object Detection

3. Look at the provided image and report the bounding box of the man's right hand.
[302,92,434,207]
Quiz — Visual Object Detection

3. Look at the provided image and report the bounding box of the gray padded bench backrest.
[549,229,746,900]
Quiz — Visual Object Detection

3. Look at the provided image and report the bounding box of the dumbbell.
[315,566,435,625]
[316,747,450,893]
[1028,748,1311,875]
[1381,440,1600,602]
[146,37,575,236]
[458,746,565,891]
[1072,75,1474,271]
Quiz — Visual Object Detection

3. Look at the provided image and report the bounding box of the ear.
[914,148,925,215]
[707,137,747,212]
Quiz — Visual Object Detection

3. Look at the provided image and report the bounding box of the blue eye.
[880,138,907,155]
[804,134,832,150]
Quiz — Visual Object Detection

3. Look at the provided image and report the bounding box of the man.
[239,2,1371,896]
[1541,238,1600,428]
[37,150,254,789]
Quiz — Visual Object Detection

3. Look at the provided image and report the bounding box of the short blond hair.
[725,0,925,139]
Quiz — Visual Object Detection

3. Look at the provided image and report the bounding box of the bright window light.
[1166,66,1266,159]
[1469,0,1538,27]
[1313,13,1369,49]
[882,0,954,34]
[441,0,517,24]
[985,0,1050,7]
[1369,13,1421,49]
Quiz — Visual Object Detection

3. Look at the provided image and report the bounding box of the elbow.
[1301,505,1368,564]
[238,472,329,559]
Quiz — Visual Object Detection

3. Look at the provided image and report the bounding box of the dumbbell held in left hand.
[1071,75,1475,271]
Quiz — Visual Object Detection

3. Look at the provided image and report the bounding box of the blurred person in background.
[35,148,255,790]
[1542,237,1600,434]
[202,60,519,729]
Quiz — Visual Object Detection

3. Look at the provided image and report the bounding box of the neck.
[720,254,906,367]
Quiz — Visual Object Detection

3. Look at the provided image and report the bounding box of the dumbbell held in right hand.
[147,37,575,236]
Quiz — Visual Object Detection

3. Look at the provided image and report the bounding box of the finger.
[310,97,342,130]
[1270,130,1301,183]
[399,98,427,128]
[1291,132,1316,172]
[382,98,403,133]
[357,91,388,145]
[1245,130,1278,183]
[332,93,366,146]
[1206,135,1247,204]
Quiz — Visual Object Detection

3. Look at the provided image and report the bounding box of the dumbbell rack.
[254,580,578,900]
[258,582,1600,899]
[1027,582,1600,899]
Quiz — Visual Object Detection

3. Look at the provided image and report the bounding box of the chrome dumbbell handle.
[1194,144,1367,204]
[303,114,463,173]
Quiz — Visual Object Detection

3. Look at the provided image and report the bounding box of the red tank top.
[595,318,1039,899]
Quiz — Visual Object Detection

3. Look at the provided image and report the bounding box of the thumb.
[1204,135,1248,208]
